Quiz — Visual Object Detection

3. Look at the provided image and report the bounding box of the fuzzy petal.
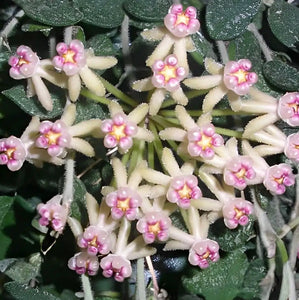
[141,27,166,41]
[184,74,222,90]
[69,137,95,157]
[135,127,154,142]
[31,75,53,111]
[202,84,228,113]
[109,100,123,116]
[159,127,186,142]
[86,193,100,226]
[173,38,189,73]
[162,148,181,177]
[69,119,101,137]
[128,103,149,123]
[175,105,196,130]
[132,77,154,92]
[181,161,195,175]
[171,87,188,105]
[79,66,105,96]
[191,198,222,211]
[112,158,127,188]
[249,87,277,104]
[205,58,223,75]
[141,168,170,186]
[68,74,81,102]
[149,88,166,115]
[86,56,117,70]
[61,104,76,126]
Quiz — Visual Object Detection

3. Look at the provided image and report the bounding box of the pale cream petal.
[243,113,279,138]
[237,99,277,114]
[204,57,223,75]
[188,206,201,238]
[69,138,95,157]
[69,119,102,137]
[162,148,181,177]
[20,116,40,142]
[168,226,195,245]
[38,65,67,88]
[249,87,277,103]
[199,214,211,238]
[226,137,239,157]
[171,87,188,105]
[125,236,157,260]
[79,66,105,96]
[150,185,167,198]
[266,125,286,140]
[159,127,186,142]
[181,161,195,175]
[112,157,127,187]
[191,198,223,211]
[149,88,166,115]
[31,75,53,111]
[128,103,149,123]
[61,103,76,126]
[196,112,212,126]
[86,193,100,226]
[108,100,123,116]
[163,240,190,251]
[252,130,285,148]
[135,127,154,142]
[86,56,117,70]
[141,168,170,185]
[146,34,174,67]
[254,145,284,157]
[101,186,115,196]
[185,36,196,52]
[227,91,241,112]
[174,38,189,73]
[175,105,196,130]
[184,74,222,90]
[136,184,152,199]
[26,78,35,97]
[141,27,166,41]
[127,167,143,189]
[67,216,83,238]
[132,77,154,92]
[202,84,228,113]
[68,74,81,102]
[207,211,222,224]
[140,196,153,214]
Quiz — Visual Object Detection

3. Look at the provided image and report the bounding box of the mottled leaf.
[0,196,14,228]
[86,34,118,57]
[21,23,52,36]
[70,177,87,222]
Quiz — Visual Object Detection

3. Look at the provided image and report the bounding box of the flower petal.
[79,66,105,96]
[175,105,196,130]
[171,87,188,105]
[68,74,81,102]
[86,56,117,70]
[69,137,95,157]
[159,127,186,142]
[162,148,181,177]
[128,103,149,123]
[202,84,228,113]
[31,75,53,111]
[112,158,127,188]
[149,88,166,115]
[132,77,154,92]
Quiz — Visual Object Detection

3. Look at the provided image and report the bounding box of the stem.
[148,140,155,169]
[99,77,138,107]
[248,23,273,62]
[81,274,94,300]
[62,152,75,205]
[145,256,159,298]
[64,26,73,44]
[276,238,288,264]
[215,127,242,138]
[0,9,25,50]
[80,88,110,105]
[115,218,131,254]
[77,157,102,179]
[135,258,146,300]
[149,121,163,165]
[216,40,229,64]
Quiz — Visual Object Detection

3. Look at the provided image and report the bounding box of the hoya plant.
[0,0,298,299]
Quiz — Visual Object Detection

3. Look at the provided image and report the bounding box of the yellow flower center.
[175,13,190,26]
[117,197,130,212]
[89,236,98,247]
[63,49,76,63]
[202,251,210,259]
[289,102,299,114]
[178,183,192,199]
[235,167,246,179]
[18,58,28,66]
[159,65,177,83]
[234,207,244,220]
[197,134,212,150]
[5,148,15,159]
[274,176,284,185]
[45,131,61,145]
[231,69,248,84]
[111,124,126,141]
[148,222,161,235]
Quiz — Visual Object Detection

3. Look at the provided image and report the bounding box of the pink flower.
[105,187,142,220]
[52,39,86,76]
[224,156,256,190]
[187,124,224,159]
[101,112,138,152]
[164,4,200,38]
[188,239,220,269]
[222,198,253,229]
[263,163,295,195]
[68,252,99,276]
[151,55,186,92]
[8,45,39,79]
[166,175,202,209]
[77,226,111,256]
[100,254,132,282]
[223,59,258,95]
[278,92,299,127]
[136,212,171,244]
[0,136,27,171]
[37,195,67,233]
[284,133,299,163]
[35,120,71,157]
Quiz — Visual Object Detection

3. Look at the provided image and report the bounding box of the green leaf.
[5,253,42,283]
[124,0,172,22]
[73,0,124,28]
[21,23,53,37]
[206,0,261,40]
[2,85,65,119]
[5,281,59,300]
[237,259,266,299]
[0,258,18,272]
[263,60,299,91]
[86,34,118,57]
[268,0,299,52]
[209,219,255,252]
[0,196,14,228]
[182,250,249,300]
[70,177,87,222]
[13,0,83,26]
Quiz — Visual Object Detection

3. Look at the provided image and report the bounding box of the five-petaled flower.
[284,133,299,163]
[68,252,99,276]
[278,92,299,127]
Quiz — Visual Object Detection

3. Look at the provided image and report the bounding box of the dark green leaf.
[0,196,14,228]
[182,250,249,300]
[0,258,18,272]
[71,26,86,43]
[70,177,87,222]
[73,0,124,28]
[2,85,65,119]
[237,259,266,299]
[86,34,118,57]
[21,23,53,37]
[209,219,255,252]
[124,0,172,22]
[0,209,15,259]
[5,281,59,300]
[5,253,42,283]
[268,0,299,52]
[263,60,299,91]
[0,49,11,73]
[13,0,83,26]
[206,0,261,40]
